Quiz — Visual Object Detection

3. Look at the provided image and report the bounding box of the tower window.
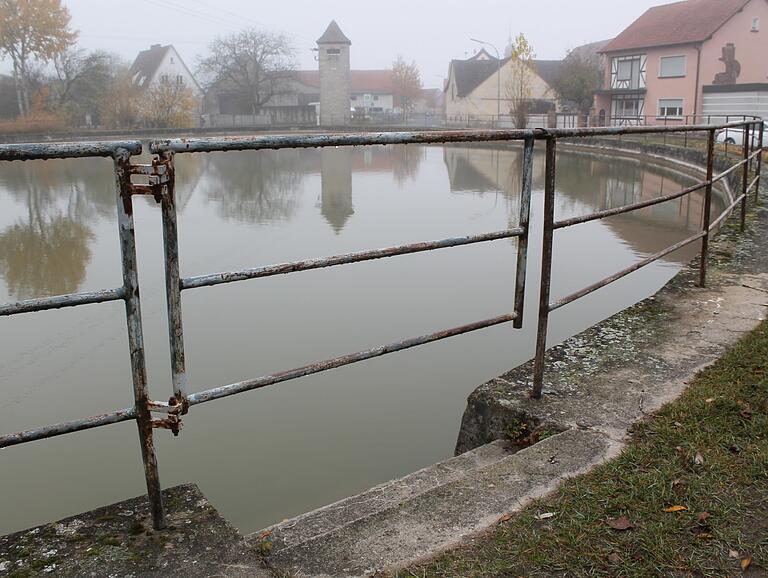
[326,48,341,55]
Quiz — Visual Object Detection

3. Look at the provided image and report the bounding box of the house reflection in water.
[443,144,719,262]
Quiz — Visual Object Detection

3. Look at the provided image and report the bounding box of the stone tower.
[317,20,351,126]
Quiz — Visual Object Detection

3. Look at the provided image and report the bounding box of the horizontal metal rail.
[712,149,762,184]
[0,287,126,317]
[708,193,747,233]
[187,313,516,406]
[0,406,137,449]
[0,141,142,161]
[748,174,761,194]
[149,120,754,155]
[553,181,710,230]
[182,229,524,290]
[549,230,706,312]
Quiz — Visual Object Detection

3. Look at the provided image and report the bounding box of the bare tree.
[0,0,76,116]
[505,33,536,129]
[52,49,119,125]
[392,55,422,111]
[197,29,296,115]
[98,65,142,129]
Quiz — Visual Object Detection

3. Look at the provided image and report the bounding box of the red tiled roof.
[601,0,751,53]
[294,70,397,94]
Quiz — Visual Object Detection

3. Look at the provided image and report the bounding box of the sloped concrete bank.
[1,146,764,578]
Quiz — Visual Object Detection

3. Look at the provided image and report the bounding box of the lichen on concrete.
[0,484,269,578]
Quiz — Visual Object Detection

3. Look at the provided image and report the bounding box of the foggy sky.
[3,0,673,87]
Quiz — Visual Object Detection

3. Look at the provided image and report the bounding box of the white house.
[129,44,202,98]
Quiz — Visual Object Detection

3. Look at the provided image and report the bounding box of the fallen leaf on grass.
[742,557,752,570]
[705,398,716,403]
[664,505,688,513]
[608,517,634,531]
[729,550,740,559]
[607,552,621,564]
[498,513,513,524]
[698,512,712,522]
[694,453,705,465]
[535,512,556,520]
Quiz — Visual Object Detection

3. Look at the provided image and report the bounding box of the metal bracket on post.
[128,158,171,202]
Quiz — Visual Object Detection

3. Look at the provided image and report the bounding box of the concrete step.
[251,429,620,578]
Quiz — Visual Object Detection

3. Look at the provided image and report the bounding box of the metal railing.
[0,118,763,531]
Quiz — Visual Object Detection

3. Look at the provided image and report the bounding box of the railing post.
[699,129,715,288]
[741,122,751,232]
[113,151,166,530]
[159,152,189,413]
[757,121,765,204]
[532,135,557,399]
[513,137,534,328]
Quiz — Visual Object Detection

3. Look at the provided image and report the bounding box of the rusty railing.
[0,118,764,530]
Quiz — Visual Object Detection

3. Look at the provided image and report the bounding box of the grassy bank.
[402,318,768,577]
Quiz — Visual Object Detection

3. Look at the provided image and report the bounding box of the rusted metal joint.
[151,414,183,437]
[168,395,190,416]
[128,158,171,203]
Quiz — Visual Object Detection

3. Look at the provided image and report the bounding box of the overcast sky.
[3,0,673,87]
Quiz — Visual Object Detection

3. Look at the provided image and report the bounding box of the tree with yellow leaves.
[139,82,199,129]
[0,0,77,117]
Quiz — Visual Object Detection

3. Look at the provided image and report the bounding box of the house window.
[170,56,175,64]
[373,95,379,101]
[659,55,686,78]
[160,74,169,84]
[351,95,357,100]
[611,94,645,122]
[658,98,684,118]
[176,75,184,85]
[752,17,760,31]
[611,55,646,89]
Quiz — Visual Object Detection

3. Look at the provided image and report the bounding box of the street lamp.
[470,38,501,125]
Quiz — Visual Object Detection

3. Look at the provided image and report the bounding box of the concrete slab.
[255,430,620,577]
[0,484,269,578]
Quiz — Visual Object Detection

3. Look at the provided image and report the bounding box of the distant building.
[444,47,559,125]
[205,21,425,126]
[129,44,202,98]
[594,0,768,123]
[317,20,352,126]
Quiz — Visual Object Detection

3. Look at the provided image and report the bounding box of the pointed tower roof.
[317,20,351,45]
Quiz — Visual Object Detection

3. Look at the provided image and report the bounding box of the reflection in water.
[320,148,354,233]
[443,145,717,260]
[202,150,305,224]
[0,214,93,298]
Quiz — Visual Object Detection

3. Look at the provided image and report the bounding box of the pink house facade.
[594,0,768,124]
